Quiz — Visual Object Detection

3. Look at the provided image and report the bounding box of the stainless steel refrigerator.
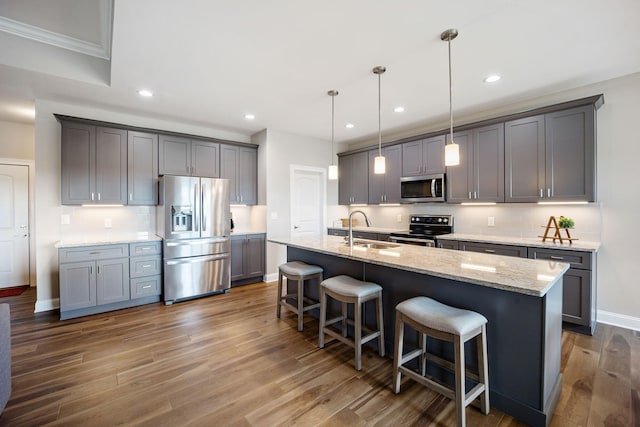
[157,176,231,305]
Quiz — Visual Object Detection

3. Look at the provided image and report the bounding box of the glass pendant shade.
[445,141,460,166]
[374,155,386,174]
[328,164,338,180]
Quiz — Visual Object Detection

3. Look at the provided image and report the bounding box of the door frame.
[289,165,327,236]
[0,158,35,288]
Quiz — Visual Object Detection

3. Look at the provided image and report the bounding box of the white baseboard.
[35,298,59,313]
[263,273,278,283]
[597,309,640,332]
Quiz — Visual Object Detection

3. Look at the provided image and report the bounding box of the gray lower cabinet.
[505,105,596,202]
[159,135,220,178]
[368,145,402,204]
[458,241,528,258]
[402,135,445,177]
[61,122,127,205]
[437,240,459,250]
[221,144,257,205]
[58,242,161,320]
[528,247,595,334]
[338,152,368,205]
[128,131,158,205]
[230,234,265,286]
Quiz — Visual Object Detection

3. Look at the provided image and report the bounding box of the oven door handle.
[390,235,434,246]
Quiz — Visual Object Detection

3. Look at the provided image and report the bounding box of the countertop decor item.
[540,215,577,244]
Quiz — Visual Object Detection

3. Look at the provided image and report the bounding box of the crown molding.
[0,12,111,60]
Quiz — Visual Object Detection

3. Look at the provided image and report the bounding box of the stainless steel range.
[389,214,453,247]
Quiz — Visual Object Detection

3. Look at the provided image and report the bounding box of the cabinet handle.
[468,192,472,200]
[98,193,101,201]
[97,266,100,274]
[142,264,152,268]
[484,249,496,253]
[474,191,478,199]
[550,256,564,260]
[89,251,100,255]
[547,188,551,198]
[140,247,151,251]
[129,193,133,201]
[90,266,93,275]
[142,285,152,289]
[540,188,544,198]
[91,192,95,201]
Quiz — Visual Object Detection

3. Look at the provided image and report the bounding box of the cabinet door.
[159,135,191,175]
[239,147,257,205]
[446,130,473,203]
[230,236,245,280]
[96,258,130,305]
[244,235,265,277]
[59,261,96,311]
[545,105,595,201]
[561,269,591,326]
[61,122,95,204]
[505,115,545,202]
[459,241,527,258]
[221,145,239,203]
[128,131,158,205]
[422,135,446,175]
[192,140,220,178]
[401,140,423,176]
[338,155,351,205]
[383,144,402,203]
[95,127,127,204]
[351,152,369,204]
[368,150,385,204]
[474,123,504,202]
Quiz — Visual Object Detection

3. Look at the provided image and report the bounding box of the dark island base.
[287,247,563,427]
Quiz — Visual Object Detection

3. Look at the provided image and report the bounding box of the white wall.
[263,129,341,278]
[33,99,250,312]
[342,72,640,328]
[0,120,35,159]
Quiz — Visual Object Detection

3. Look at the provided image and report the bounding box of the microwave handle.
[431,179,436,197]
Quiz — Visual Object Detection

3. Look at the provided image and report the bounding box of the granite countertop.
[327,226,407,234]
[54,233,162,248]
[269,235,569,297]
[438,233,600,252]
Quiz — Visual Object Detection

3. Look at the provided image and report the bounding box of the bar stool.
[277,261,323,331]
[318,275,384,371]
[393,296,489,427]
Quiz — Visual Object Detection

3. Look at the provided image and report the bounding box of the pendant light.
[441,28,460,166]
[327,90,339,180]
[373,66,386,174]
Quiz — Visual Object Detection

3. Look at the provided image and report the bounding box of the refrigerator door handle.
[201,182,206,232]
[193,182,199,232]
[166,253,229,265]
[165,237,230,247]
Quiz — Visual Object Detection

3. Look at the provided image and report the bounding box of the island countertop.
[269,235,569,297]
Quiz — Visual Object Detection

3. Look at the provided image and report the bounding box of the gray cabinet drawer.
[327,228,347,237]
[352,231,379,240]
[130,276,161,298]
[130,241,162,256]
[59,244,129,263]
[437,240,459,250]
[528,248,591,270]
[130,255,162,278]
[459,241,528,258]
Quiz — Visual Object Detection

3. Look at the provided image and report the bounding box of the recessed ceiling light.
[393,106,405,113]
[137,89,153,97]
[345,123,355,129]
[244,114,255,120]
[483,75,502,83]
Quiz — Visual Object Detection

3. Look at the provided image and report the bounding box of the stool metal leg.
[297,278,304,331]
[354,297,362,371]
[341,302,348,337]
[419,332,426,376]
[393,312,404,393]
[318,287,327,348]
[477,324,490,415]
[454,334,466,427]
[376,290,385,357]
[276,272,283,318]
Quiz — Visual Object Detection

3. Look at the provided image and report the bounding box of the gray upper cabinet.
[368,145,402,204]
[338,152,368,205]
[61,122,127,205]
[159,135,220,178]
[402,135,445,177]
[128,131,158,205]
[447,124,504,203]
[221,144,257,204]
[506,105,595,202]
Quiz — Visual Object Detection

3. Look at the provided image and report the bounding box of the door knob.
[294,226,299,229]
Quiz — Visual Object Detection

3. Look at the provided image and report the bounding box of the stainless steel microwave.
[400,174,445,203]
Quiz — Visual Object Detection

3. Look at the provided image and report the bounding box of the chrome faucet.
[348,210,371,249]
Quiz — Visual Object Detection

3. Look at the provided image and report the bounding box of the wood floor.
[0,283,638,426]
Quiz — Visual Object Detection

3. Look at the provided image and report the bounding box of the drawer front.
[130,255,162,278]
[327,228,347,237]
[352,231,379,240]
[528,248,591,270]
[130,275,161,298]
[437,240,459,250]
[59,244,129,263]
[130,241,162,256]
[460,241,528,258]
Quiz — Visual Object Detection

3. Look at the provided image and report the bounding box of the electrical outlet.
[104,218,112,228]
[396,214,403,223]
[487,216,495,227]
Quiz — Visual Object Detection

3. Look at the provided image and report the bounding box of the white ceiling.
[1,0,640,144]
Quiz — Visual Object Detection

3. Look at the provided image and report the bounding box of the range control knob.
[443,218,448,223]
[438,218,443,223]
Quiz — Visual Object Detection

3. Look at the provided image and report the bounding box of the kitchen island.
[269,235,569,427]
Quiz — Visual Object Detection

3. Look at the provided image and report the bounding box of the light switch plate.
[61,214,70,225]
[488,216,495,227]
[104,218,112,228]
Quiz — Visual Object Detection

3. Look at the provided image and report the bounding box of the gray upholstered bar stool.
[393,296,489,427]
[318,275,384,371]
[277,261,323,331]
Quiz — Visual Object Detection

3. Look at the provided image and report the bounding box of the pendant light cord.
[378,72,382,156]
[448,35,453,144]
[331,93,335,163]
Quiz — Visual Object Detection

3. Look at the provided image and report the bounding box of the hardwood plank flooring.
[0,283,638,426]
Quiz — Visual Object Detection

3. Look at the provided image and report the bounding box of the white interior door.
[0,164,30,288]
[291,166,326,236]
